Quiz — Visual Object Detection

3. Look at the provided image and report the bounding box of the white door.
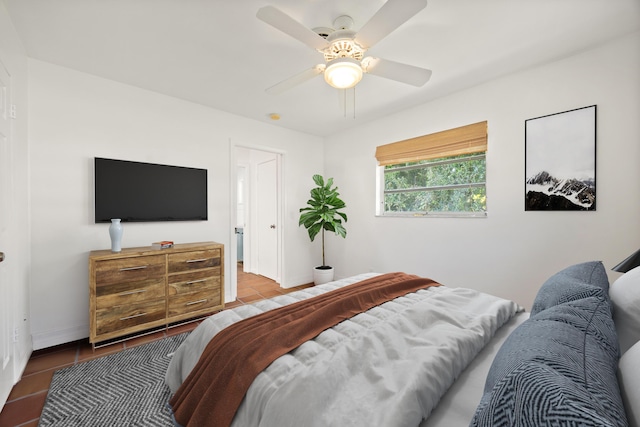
[256,159,278,281]
[236,166,246,264]
[0,61,14,405]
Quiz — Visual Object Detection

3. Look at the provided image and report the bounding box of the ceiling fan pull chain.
[353,87,356,120]
[343,88,347,118]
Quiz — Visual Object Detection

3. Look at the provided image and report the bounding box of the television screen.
[94,157,208,223]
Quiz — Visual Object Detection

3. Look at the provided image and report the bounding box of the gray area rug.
[38,333,189,427]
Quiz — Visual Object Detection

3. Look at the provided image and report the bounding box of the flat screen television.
[94,157,208,223]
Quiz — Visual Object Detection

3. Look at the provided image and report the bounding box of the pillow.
[610,266,640,354]
[618,340,640,427]
[471,295,627,427]
[530,261,609,316]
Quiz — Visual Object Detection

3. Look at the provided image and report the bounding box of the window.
[375,121,487,217]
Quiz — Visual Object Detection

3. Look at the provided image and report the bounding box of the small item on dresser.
[152,241,174,250]
[109,219,123,252]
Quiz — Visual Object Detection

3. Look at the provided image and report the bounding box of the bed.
[165,263,640,427]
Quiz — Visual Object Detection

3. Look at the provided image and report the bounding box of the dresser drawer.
[95,299,166,336]
[168,269,221,296]
[168,249,221,274]
[95,278,165,309]
[94,255,165,285]
[168,288,222,318]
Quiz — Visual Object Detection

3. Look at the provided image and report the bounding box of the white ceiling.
[4,0,640,137]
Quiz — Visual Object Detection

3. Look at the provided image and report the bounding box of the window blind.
[375,121,487,166]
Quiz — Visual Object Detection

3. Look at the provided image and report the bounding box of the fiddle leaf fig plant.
[299,174,347,267]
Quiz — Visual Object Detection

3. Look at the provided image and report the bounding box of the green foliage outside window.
[383,154,486,214]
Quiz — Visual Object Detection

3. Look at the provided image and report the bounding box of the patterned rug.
[38,333,189,427]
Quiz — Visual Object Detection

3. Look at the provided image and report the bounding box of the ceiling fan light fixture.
[324,57,363,89]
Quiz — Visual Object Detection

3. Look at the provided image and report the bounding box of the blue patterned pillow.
[530,261,609,316]
[471,295,627,427]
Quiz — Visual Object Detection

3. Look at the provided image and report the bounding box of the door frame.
[228,141,285,302]
[0,58,15,407]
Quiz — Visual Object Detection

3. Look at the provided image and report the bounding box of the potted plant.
[299,174,347,285]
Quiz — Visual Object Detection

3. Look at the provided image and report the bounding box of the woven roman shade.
[375,121,488,166]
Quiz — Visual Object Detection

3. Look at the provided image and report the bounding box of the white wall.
[0,1,31,402]
[324,32,640,310]
[28,60,323,349]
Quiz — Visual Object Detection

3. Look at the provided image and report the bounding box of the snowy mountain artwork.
[525,105,596,211]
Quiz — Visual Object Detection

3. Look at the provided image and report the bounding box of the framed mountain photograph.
[525,105,597,211]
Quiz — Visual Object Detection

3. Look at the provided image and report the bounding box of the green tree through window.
[382,153,486,214]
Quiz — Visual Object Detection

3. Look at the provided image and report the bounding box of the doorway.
[232,147,283,301]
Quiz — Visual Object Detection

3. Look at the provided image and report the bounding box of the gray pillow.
[530,261,609,316]
[471,295,627,427]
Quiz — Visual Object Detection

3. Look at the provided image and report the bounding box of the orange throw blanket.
[169,272,440,427]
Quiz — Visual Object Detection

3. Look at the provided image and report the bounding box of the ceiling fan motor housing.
[321,30,364,62]
[321,29,366,89]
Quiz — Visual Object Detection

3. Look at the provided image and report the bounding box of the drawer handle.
[118,289,147,296]
[120,312,147,321]
[186,299,207,306]
[119,265,148,271]
[186,279,207,285]
[186,258,208,263]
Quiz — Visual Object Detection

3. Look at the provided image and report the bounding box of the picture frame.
[525,105,597,211]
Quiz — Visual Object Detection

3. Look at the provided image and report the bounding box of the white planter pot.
[313,266,334,285]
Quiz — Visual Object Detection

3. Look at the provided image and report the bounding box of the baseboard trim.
[32,324,88,350]
[281,273,314,289]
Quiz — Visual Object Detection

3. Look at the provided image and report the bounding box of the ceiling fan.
[257,0,432,95]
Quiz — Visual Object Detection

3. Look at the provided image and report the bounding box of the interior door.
[256,158,278,281]
[236,166,246,264]
[0,60,14,405]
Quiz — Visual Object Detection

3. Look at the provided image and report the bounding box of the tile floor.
[0,265,312,427]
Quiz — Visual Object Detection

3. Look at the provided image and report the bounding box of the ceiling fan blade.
[257,6,329,51]
[355,0,428,49]
[265,64,326,95]
[363,57,432,87]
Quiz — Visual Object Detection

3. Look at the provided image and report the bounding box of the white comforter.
[166,273,521,427]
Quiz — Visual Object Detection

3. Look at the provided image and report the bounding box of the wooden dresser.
[89,241,224,348]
